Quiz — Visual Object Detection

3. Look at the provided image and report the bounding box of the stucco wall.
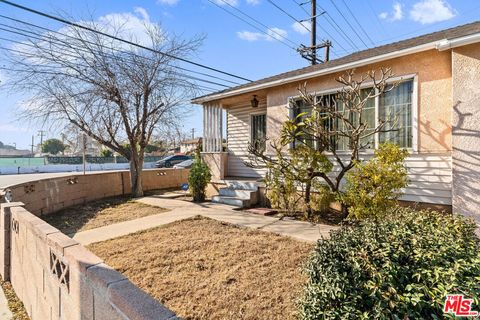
[0,203,177,320]
[4,169,189,216]
[265,49,453,154]
[452,43,480,229]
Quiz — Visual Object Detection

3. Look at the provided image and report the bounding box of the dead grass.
[0,276,29,320]
[43,197,169,234]
[88,216,313,320]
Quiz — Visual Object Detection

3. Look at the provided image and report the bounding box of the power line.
[291,0,347,55]
[0,0,252,82]
[317,3,360,52]
[208,0,300,51]
[340,0,375,46]
[267,0,311,33]
[327,0,368,48]
[0,26,233,90]
[0,13,243,85]
[0,16,243,89]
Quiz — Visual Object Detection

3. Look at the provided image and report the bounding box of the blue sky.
[0,0,479,149]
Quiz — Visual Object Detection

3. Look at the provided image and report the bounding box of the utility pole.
[191,128,195,139]
[82,133,87,175]
[37,130,46,146]
[29,135,34,166]
[298,0,331,65]
[311,0,317,65]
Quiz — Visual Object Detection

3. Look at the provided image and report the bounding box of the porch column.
[203,103,223,152]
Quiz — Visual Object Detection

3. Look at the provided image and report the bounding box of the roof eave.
[192,32,480,105]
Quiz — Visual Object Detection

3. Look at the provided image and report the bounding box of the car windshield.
[161,155,175,161]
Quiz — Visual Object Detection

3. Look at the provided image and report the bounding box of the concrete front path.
[72,196,339,245]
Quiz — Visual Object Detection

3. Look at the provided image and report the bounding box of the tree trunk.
[305,179,312,219]
[129,152,144,198]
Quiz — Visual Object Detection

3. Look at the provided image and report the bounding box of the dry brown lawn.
[43,197,169,234]
[88,216,314,320]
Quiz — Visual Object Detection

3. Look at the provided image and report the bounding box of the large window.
[291,79,414,150]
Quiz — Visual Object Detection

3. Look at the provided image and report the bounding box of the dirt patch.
[0,276,29,320]
[43,197,169,234]
[88,216,313,320]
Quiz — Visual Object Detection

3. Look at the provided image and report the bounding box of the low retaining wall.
[0,203,178,320]
[0,168,189,319]
[4,169,189,216]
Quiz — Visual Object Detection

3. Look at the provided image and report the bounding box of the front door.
[251,114,266,152]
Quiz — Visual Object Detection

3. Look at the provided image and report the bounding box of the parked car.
[173,159,193,169]
[155,154,191,168]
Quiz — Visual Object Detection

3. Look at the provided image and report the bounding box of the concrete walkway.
[72,196,339,245]
[0,285,13,319]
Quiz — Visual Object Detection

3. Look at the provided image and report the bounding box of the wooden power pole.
[298,0,331,65]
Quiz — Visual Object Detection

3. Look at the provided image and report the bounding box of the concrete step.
[211,195,250,208]
[225,180,258,191]
[219,188,256,198]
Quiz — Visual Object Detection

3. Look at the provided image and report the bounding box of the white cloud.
[379,2,404,22]
[213,0,239,6]
[266,27,287,41]
[157,0,180,5]
[246,0,260,5]
[410,0,456,24]
[292,21,311,35]
[237,27,288,42]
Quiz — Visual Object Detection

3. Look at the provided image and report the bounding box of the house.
[180,138,202,154]
[192,21,480,228]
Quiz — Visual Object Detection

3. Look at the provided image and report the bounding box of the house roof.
[192,21,480,104]
[180,138,202,145]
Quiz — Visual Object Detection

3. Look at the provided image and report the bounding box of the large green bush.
[299,208,480,319]
[342,142,409,220]
[188,149,211,202]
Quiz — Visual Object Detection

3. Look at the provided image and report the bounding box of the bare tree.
[248,68,398,215]
[2,16,202,197]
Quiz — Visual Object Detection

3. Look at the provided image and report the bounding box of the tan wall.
[5,168,189,216]
[452,43,480,230]
[265,49,453,154]
[0,203,177,320]
[201,152,228,180]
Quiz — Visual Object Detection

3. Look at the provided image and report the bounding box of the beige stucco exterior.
[263,49,453,154]
[452,43,480,230]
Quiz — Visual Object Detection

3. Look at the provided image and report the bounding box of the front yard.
[43,197,169,234]
[88,216,313,320]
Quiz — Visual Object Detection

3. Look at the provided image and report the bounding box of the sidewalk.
[0,285,12,319]
[72,197,339,245]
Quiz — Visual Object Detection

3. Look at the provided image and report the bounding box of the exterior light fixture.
[250,95,259,108]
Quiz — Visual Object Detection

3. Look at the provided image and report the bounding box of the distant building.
[0,148,31,157]
[180,138,202,154]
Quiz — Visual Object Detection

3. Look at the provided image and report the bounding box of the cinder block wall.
[0,204,178,320]
[4,168,189,216]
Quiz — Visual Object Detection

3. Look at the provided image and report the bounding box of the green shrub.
[100,148,113,157]
[188,149,211,202]
[299,208,480,319]
[342,142,408,220]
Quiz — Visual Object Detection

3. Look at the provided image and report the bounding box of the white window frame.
[287,74,418,153]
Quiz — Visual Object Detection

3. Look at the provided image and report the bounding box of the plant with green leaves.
[299,208,480,319]
[41,138,66,155]
[249,68,399,216]
[188,149,211,202]
[100,148,113,157]
[342,142,409,220]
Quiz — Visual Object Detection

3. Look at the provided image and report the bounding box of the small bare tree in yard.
[3,16,202,197]
[249,68,398,216]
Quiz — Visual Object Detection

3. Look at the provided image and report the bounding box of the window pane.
[379,80,413,148]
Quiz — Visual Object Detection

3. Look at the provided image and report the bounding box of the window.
[291,79,414,151]
[379,80,413,148]
[251,114,266,152]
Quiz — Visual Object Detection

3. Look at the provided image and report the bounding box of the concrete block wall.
[0,203,179,320]
[4,168,189,216]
